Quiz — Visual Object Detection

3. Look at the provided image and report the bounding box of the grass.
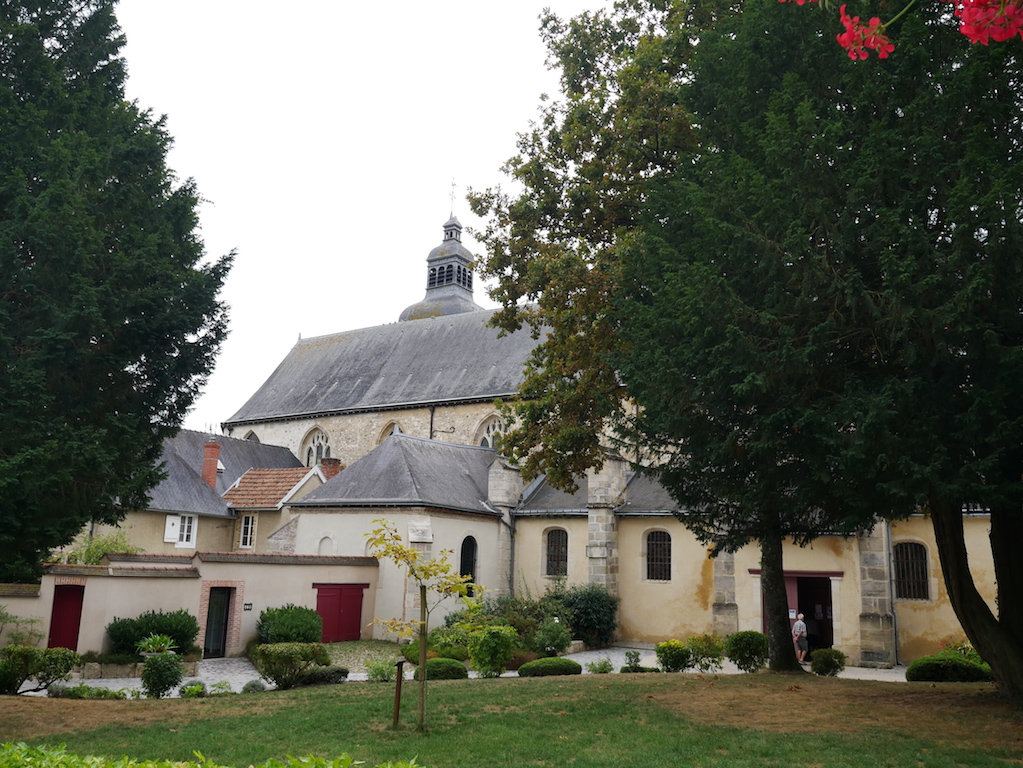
[3,672,1022,768]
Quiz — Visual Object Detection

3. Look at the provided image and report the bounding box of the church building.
[217,217,996,668]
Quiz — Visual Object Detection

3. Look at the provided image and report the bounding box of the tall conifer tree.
[0,1,232,580]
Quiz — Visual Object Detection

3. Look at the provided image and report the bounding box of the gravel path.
[63,645,905,696]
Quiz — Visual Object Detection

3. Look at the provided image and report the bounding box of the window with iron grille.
[894,542,929,599]
[646,530,671,581]
[546,529,568,577]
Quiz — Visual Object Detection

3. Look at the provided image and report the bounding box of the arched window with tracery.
[302,428,331,468]
[476,416,505,449]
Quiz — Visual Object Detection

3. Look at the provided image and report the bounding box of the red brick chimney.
[320,457,344,480]
[202,441,221,489]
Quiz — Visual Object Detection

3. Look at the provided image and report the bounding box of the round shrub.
[655,639,692,673]
[906,654,993,683]
[517,657,583,677]
[241,679,267,693]
[809,648,847,677]
[725,630,769,673]
[414,657,469,680]
[179,681,208,698]
[367,659,399,683]
[684,633,726,673]
[256,604,323,644]
[141,653,185,698]
[296,665,350,687]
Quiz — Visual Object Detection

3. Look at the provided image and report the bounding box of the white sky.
[114,0,608,433]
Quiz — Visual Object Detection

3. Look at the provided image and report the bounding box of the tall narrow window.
[894,542,929,599]
[302,429,331,468]
[177,515,195,546]
[646,530,671,581]
[239,514,256,549]
[460,536,478,597]
[546,529,568,577]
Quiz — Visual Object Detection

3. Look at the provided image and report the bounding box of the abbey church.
[4,219,997,667]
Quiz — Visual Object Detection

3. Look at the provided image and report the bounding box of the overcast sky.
[114,0,608,434]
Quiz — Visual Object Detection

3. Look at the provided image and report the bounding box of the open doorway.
[204,587,233,658]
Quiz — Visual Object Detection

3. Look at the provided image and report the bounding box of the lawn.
[2,672,1021,768]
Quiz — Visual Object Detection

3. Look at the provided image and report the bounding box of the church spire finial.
[449,178,456,219]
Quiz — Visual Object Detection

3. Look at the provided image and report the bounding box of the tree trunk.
[930,498,1023,698]
[417,583,428,731]
[761,523,801,672]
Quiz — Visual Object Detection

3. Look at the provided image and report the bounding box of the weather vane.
[449,178,456,218]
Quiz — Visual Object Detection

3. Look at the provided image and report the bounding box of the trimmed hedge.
[414,657,469,680]
[655,639,692,673]
[106,609,199,656]
[0,743,430,768]
[906,654,994,683]
[295,666,350,687]
[517,657,583,677]
[256,604,323,644]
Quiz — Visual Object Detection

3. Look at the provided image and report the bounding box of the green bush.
[253,642,329,690]
[684,633,726,673]
[367,659,399,683]
[295,665,350,687]
[725,630,769,673]
[655,639,692,673]
[619,649,661,673]
[0,743,432,768]
[105,609,199,656]
[559,583,618,648]
[141,652,185,698]
[468,624,519,677]
[0,645,79,695]
[905,654,994,683]
[810,648,847,677]
[533,619,572,657]
[179,681,208,698]
[256,604,323,644]
[517,657,583,677]
[241,679,267,694]
[414,657,469,680]
[47,682,128,699]
[586,656,614,674]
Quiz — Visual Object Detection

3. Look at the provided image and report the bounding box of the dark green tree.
[613,0,1023,692]
[0,1,232,581]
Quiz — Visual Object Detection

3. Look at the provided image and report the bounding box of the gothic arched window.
[546,528,568,577]
[477,417,505,449]
[460,536,478,597]
[302,428,331,468]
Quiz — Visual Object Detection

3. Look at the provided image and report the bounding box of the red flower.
[837,4,897,58]
[947,0,1023,44]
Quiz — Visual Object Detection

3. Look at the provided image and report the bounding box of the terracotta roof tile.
[223,467,314,509]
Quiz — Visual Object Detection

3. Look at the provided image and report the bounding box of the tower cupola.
[399,217,484,322]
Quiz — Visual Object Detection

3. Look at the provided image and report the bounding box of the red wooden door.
[315,583,368,643]
[48,585,85,650]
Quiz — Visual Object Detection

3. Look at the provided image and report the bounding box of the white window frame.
[176,514,196,547]
[239,514,256,549]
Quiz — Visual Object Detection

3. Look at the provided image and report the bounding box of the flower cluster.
[948,0,1023,44]
[836,4,897,58]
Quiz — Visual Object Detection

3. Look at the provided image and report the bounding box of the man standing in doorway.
[792,612,808,664]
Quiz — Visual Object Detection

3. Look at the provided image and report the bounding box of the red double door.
[314,583,368,643]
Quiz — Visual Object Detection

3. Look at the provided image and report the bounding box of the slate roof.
[294,433,499,516]
[146,429,303,517]
[223,310,542,426]
[223,467,319,509]
[516,472,682,516]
